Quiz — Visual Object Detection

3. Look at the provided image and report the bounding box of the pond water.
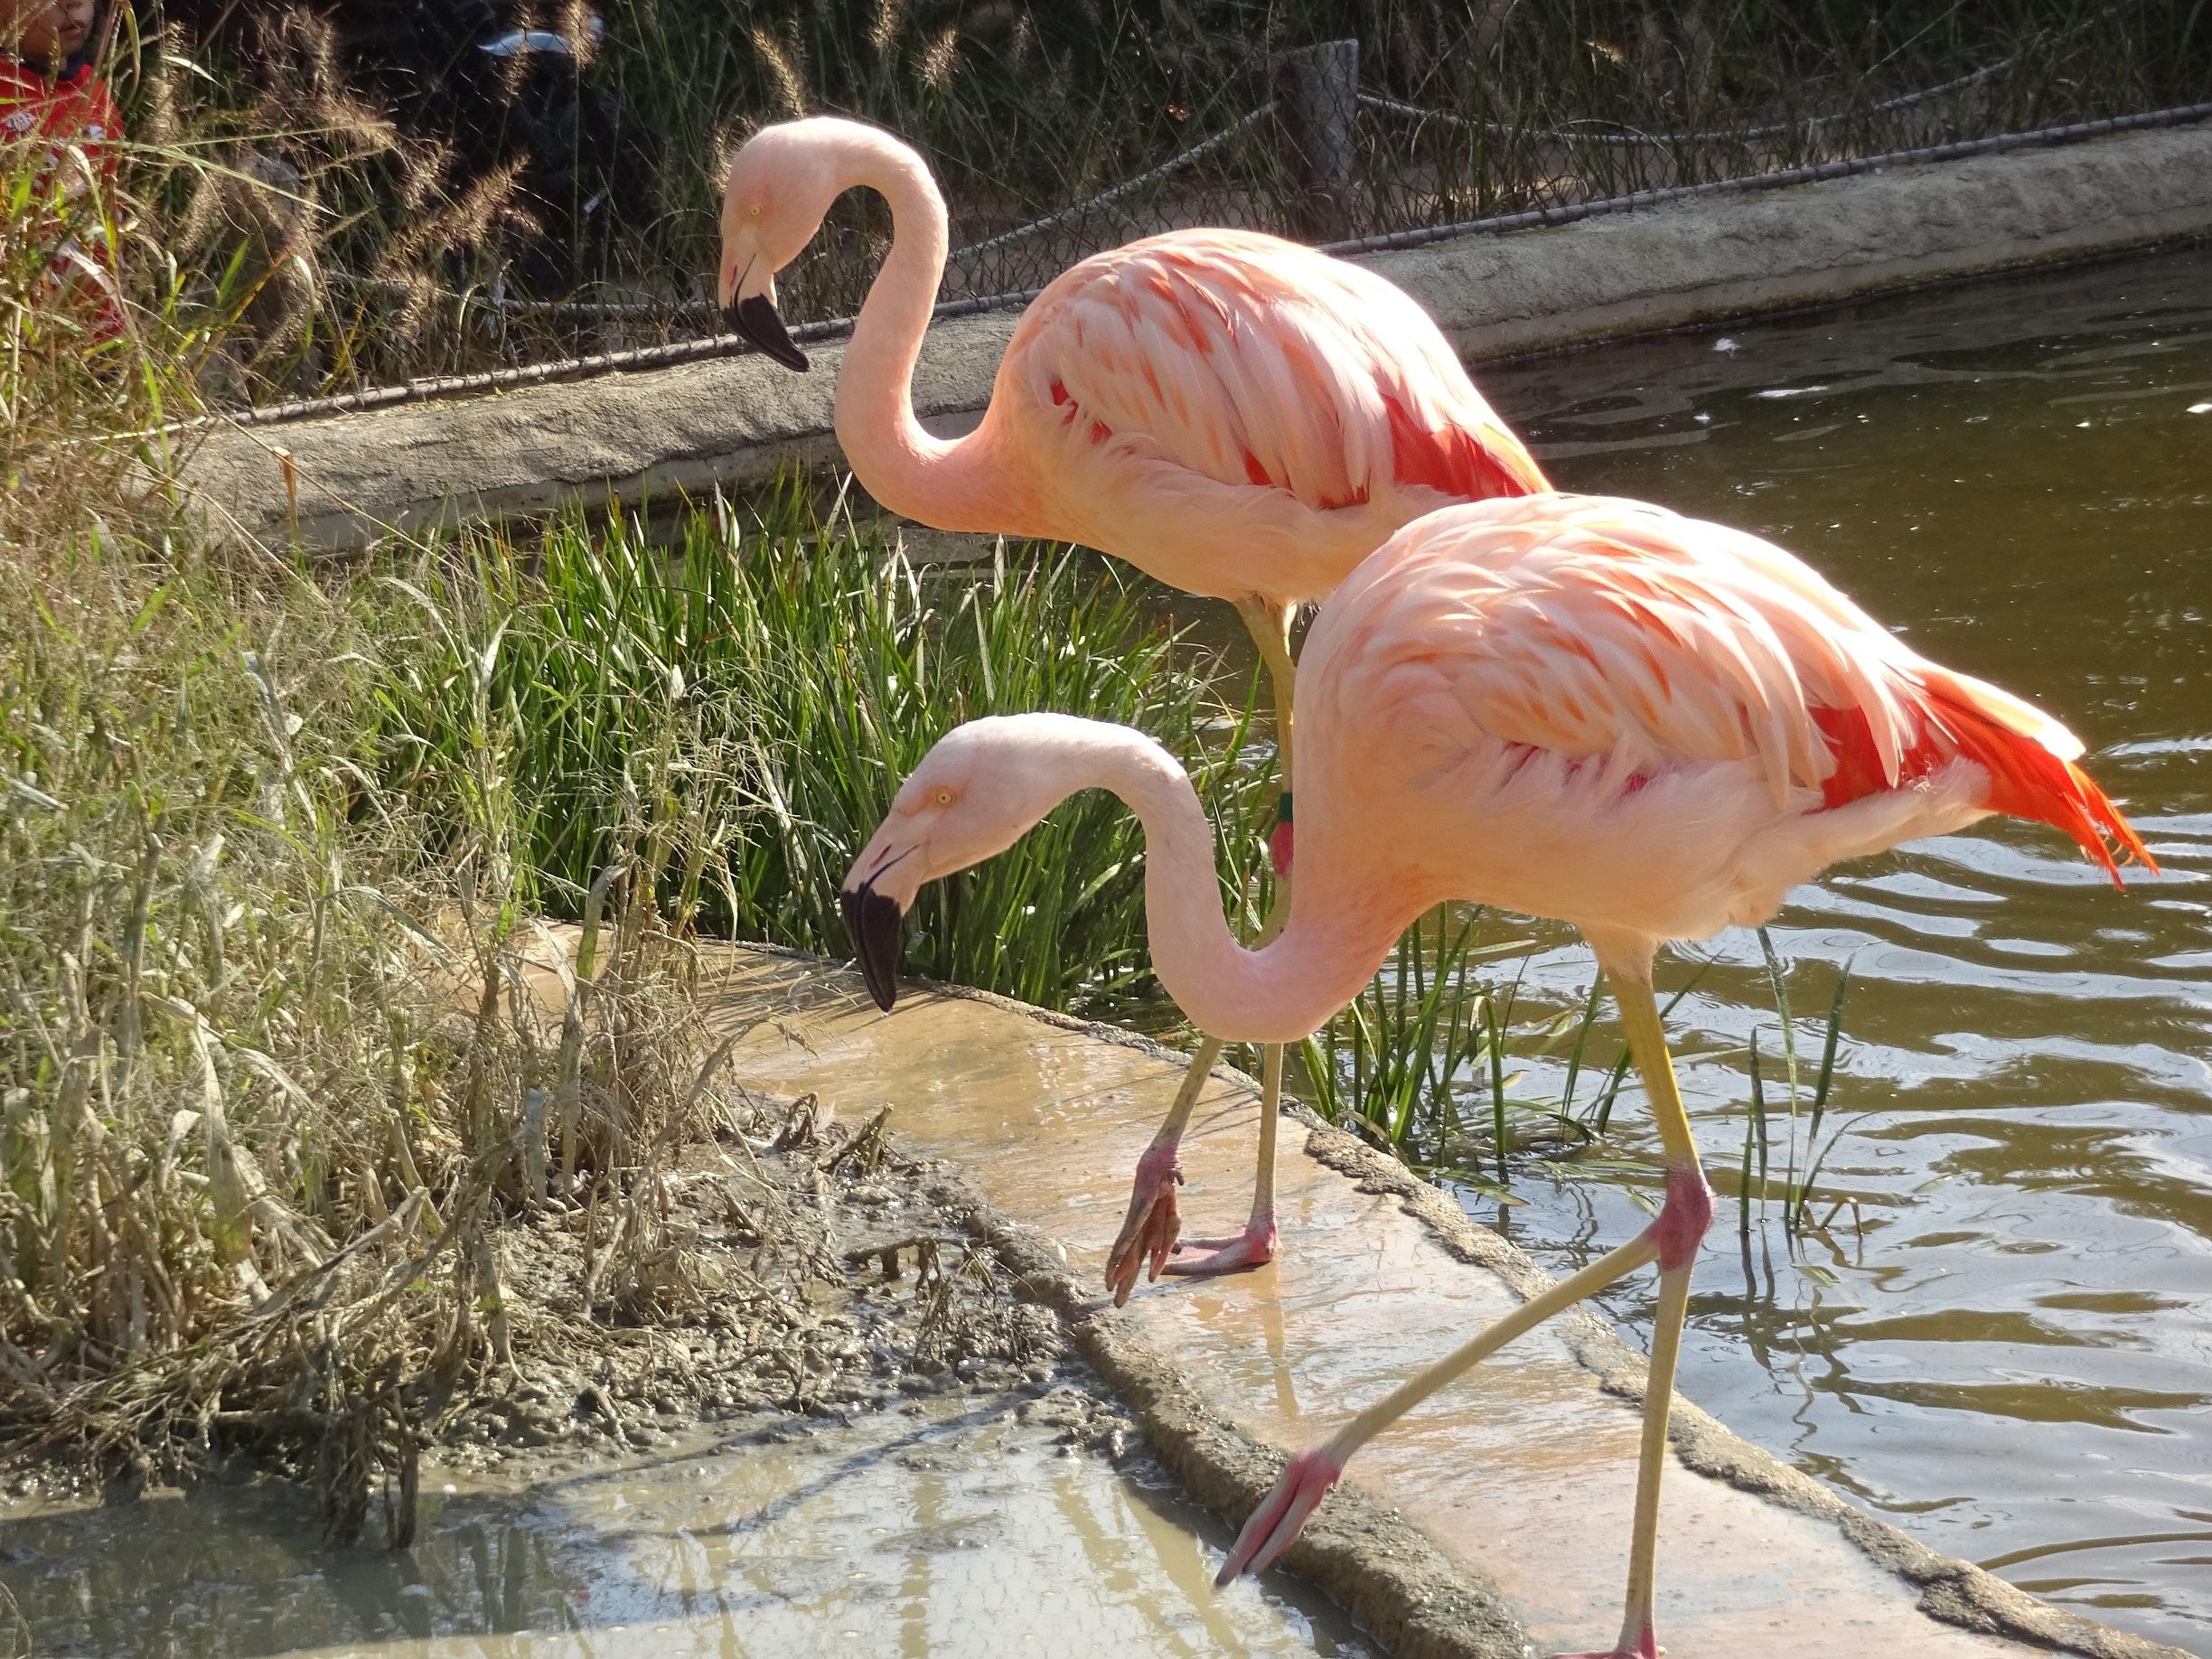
[1400,247,2211,1654]
[0,1393,1371,1657]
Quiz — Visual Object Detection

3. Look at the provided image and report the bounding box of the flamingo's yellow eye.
[933,788,956,808]
[747,202,764,220]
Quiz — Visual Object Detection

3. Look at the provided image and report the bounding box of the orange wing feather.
[1814,680,2154,884]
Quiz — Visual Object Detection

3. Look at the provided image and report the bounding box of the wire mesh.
[126,2,2211,417]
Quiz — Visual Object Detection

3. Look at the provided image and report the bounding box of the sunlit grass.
[0,534,734,1532]
[371,483,1275,1017]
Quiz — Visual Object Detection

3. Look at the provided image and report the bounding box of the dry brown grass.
[52,1,2198,407]
[0,539,745,1540]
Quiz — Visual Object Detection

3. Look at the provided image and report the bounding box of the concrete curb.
[939,1173,1534,1659]
[728,941,2191,1659]
[173,122,2212,555]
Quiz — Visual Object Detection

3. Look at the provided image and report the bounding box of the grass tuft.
[0,531,733,1532]
[373,483,1271,1017]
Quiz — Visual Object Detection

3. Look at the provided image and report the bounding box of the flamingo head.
[839,716,1092,1012]
[716,119,860,371]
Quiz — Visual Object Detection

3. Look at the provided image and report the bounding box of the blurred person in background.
[1,0,126,346]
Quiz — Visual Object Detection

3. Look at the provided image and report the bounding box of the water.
[1441,247,2212,1654]
[0,1395,1371,1657]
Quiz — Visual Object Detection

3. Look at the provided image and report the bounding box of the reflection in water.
[0,1398,1372,1658]
[1460,246,2212,1655]
[1255,1279,1301,1423]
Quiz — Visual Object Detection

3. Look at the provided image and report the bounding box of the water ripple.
[1476,245,2212,1657]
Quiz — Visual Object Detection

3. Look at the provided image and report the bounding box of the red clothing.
[1,55,126,344]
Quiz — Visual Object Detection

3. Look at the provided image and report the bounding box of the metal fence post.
[1273,40,1360,239]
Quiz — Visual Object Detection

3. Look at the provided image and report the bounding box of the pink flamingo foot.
[1216,1446,1342,1584]
[1104,1141,1183,1307]
[1554,1634,1661,1659]
[1164,1217,1277,1278]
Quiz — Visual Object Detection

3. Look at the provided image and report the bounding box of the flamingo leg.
[1107,597,1295,1301]
[1563,965,1712,1659]
[1218,953,1713,1659]
[1214,1224,1662,1585]
[1166,597,1296,1278]
[1167,1039,1283,1273]
[1104,1035,1216,1305]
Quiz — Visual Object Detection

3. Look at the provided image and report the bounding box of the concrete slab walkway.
[700,942,2189,1659]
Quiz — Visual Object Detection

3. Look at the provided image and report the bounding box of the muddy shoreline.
[2,1091,1129,1530]
[1,1085,1372,1659]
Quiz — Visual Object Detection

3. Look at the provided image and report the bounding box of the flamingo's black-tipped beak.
[726,294,810,370]
[840,882,904,1012]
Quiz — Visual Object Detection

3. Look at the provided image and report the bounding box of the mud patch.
[2,1092,1091,1517]
[417,1092,1087,1476]
[0,1091,1378,1655]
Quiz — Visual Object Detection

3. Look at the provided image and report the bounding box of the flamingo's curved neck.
[1064,724,1414,1045]
[830,135,1016,533]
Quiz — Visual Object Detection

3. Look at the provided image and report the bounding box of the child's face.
[4,0,95,63]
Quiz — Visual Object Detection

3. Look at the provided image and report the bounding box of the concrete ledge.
[174,122,2212,555]
[1359,122,2212,361]
[705,942,2190,1659]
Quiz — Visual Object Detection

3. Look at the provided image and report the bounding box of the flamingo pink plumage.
[838,492,2151,1659]
[717,115,1548,1300]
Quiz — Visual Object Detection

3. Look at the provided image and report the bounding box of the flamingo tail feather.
[1922,675,2156,886]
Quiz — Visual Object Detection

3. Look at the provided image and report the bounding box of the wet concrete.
[700,943,2194,1659]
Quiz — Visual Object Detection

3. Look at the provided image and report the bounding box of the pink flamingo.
[717,115,1549,1302]
[837,492,2152,1658]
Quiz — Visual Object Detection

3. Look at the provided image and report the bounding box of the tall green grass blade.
[1748,1030,1770,1229]
[1792,960,1855,1230]
[1738,1108,1757,1241]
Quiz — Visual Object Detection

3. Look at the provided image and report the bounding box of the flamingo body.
[989,228,1548,600]
[716,117,1548,603]
[841,492,2150,1656]
[1293,494,2147,957]
[721,115,1550,1298]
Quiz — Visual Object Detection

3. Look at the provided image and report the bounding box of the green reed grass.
[1727,944,1854,1239]
[1295,911,1858,1233]
[1294,910,1547,1190]
[371,483,1273,1017]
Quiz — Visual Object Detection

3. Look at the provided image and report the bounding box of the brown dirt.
[1,1089,1133,1527]
[398,1090,1139,1488]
